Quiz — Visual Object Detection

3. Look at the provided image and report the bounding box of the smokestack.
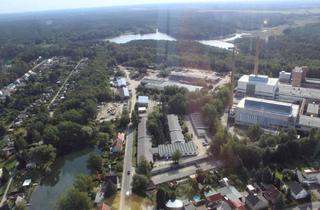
[253,37,261,76]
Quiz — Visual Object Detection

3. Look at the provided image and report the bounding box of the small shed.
[22,179,32,187]
[137,96,149,107]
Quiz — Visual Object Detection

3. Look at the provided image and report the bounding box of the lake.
[107,30,249,50]
[29,148,97,210]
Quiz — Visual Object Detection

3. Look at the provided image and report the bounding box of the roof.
[262,185,282,204]
[239,74,279,86]
[97,203,112,210]
[157,142,198,158]
[94,191,105,203]
[137,117,153,163]
[217,186,242,200]
[112,138,123,151]
[165,199,183,208]
[237,97,299,117]
[167,115,182,132]
[288,181,305,195]
[117,133,125,142]
[22,179,32,187]
[121,87,129,97]
[278,83,320,101]
[138,96,149,104]
[142,77,202,92]
[167,114,185,144]
[116,77,127,87]
[307,103,319,115]
[246,194,269,210]
[204,190,223,203]
[170,131,185,144]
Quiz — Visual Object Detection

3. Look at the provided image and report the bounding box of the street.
[119,66,139,210]
[0,163,19,207]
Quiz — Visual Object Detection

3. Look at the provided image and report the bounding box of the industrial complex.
[235,66,320,131]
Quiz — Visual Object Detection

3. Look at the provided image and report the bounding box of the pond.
[106,29,249,50]
[29,148,97,210]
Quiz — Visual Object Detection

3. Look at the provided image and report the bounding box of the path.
[47,58,86,109]
[0,162,19,207]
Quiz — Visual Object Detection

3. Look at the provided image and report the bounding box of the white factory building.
[235,97,299,129]
[237,74,279,99]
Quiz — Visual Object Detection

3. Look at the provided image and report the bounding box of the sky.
[0,0,287,14]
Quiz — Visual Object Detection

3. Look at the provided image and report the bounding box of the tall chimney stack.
[253,37,261,76]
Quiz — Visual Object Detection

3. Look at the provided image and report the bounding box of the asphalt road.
[119,66,138,210]
[119,125,134,210]
[0,163,19,207]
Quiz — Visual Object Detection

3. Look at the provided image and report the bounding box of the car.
[202,142,209,146]
[127,170,130,175]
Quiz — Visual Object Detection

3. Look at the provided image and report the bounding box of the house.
[204,189,223,203]
[301,168,320,185]
[245,193,269,210]
[217,186,245,210]
[262,185,283,207]
[94,191,105,204]
[115,77,127,87]
[137,96,149,107]
[97,203,112,210]
[288,181,308,200]
[112,133,125,153]
[105,172,120,189]
[22,179,32,187]
[120,87,130,99]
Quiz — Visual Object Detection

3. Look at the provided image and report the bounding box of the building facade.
[235,97,299,129]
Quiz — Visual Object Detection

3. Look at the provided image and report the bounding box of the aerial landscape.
[2,0,320,209]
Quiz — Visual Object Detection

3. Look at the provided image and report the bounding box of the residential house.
[97,203,112,210]
[112,133,125,153]
[217,186,245,210]
[165,199,184,210]
[288,181,308,200]
[137,96,149,107]
[245,193,269,210]
[301,168,320,185]
[262,185,283,207]
[105,172,120,189]
[204,189,223,204]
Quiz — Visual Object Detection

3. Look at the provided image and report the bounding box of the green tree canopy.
[56,187,92,210]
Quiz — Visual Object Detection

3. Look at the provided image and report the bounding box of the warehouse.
[141,77,202,92]
[167,114,185,144]
[156,142,198,158]
[237,74,279,99]
[235,97,299,129]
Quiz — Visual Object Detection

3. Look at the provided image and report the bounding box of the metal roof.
[122,87,129,97]
[167,114,182,132]
[137,117,153,163]
[138,96,149,104]
[157,142,198,158]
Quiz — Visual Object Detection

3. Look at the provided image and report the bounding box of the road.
[0,163,19,207]
[119,126,134,210]
[119,66,139,210]
[47,58,86,109]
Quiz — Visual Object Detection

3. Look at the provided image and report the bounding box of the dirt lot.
[96,102,124,122]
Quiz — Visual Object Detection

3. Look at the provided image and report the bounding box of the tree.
[172,150,182,164]
[15,200,27,210]
[56,187,92,210]
[247,125,263,142]
[14,137,27,152]
[119,109,130,128]
[132,174,149,196]
[156,187,169,209]
[73,175,94,193]
[43,125,59,146]
[168,93,186,115]
[131,109,140,128]
[28,144,56,170]
[136,157,152,176]
[0,123,6,138]
[87,154,103,173]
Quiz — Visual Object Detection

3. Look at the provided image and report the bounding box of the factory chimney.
[253,37,261,76]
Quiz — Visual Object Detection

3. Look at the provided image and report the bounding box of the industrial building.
[137,117,153,164]
[167,114,185,144]
[141,77,202,92]
[237,74,279,99]
[119,87,129,99]
[235,97,299,129]
[156,142,198,158]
